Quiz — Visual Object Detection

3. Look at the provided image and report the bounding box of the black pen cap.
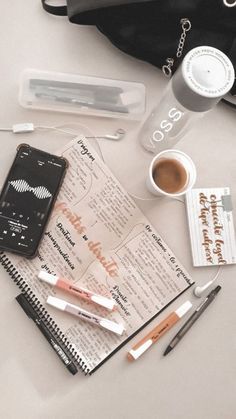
[212,285,221,295]
[16,293,36,319]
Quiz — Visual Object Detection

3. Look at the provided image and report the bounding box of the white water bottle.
[139,46,235,153]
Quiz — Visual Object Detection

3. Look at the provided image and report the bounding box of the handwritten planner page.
[186,187,236,267]
[6,136,193,373]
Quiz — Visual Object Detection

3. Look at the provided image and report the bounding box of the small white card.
[185,187,236,267]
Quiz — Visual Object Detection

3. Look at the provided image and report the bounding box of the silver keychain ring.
[223,0,236,7]
[181,18,191,32]
[162,65,172,77]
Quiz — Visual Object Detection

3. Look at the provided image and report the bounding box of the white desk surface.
[1,2,236,419]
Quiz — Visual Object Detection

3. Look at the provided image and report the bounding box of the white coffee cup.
[146,149,196,197]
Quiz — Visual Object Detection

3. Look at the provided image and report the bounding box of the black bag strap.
[41,0,67,16]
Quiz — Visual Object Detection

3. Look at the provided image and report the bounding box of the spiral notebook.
[0,136,194,375]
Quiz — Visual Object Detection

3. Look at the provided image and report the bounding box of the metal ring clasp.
[162,65,172,77]
[223,0,236,7]
[162,58,174,77]
[181,18,191,32]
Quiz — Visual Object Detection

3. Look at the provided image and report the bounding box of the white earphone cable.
[0,120,223,297]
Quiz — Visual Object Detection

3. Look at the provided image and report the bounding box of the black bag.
[41,1,236,105]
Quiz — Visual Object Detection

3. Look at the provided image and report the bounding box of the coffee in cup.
[146,149,196,197]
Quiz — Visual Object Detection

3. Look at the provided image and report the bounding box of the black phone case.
[0,144,68,258]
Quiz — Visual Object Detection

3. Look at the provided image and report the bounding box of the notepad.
[185,187,236,267]
[1,136,194,374]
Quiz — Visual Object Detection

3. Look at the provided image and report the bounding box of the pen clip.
[16,293,36,319]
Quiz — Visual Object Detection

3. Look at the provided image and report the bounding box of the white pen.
[38,271,117,311]
[47,296,125,335]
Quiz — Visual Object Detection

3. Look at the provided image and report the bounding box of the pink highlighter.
[38,271,117,311]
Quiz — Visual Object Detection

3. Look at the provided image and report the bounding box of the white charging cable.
[123,190,222,296]
[0,121,126,164]
[0,123,35,134]
[0,122,126,140]
[0,122,78,135]
[0,120,222,295]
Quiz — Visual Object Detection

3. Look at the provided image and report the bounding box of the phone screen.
[0,144,67,257]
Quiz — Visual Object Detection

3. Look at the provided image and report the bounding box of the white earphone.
[194,280,215,297]
[0,124,126,142]
[104,128,126,141]
[193,267,221,297]
[85,128,126,141]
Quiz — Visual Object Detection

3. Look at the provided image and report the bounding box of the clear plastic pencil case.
[19,69,146,120]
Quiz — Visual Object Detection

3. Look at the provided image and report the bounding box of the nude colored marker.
[38,271,116,311]
[47,296,125,335]
[127,301,192,361]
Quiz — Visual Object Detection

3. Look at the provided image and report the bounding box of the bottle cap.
[172,46,235,112]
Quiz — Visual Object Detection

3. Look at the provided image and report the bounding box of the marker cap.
[128,339,153,361]
[47,296,67,311]
[100,319,125,335]
[91,294,117,311]
[175,301,192,318]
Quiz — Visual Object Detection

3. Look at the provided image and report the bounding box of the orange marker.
[127,301,192,361]
[38,271,117,311]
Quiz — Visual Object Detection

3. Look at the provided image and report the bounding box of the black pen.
[35,92,129,113]
[163,285,221,356]
[16,293,78,375]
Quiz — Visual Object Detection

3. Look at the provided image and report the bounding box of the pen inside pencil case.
[31,82,129,113]
[47,296,125,335]
[38,271,117,311]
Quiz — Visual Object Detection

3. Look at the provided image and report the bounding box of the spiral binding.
[0,251,90,375]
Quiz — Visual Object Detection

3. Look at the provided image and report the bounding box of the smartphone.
[0,144,68,258]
